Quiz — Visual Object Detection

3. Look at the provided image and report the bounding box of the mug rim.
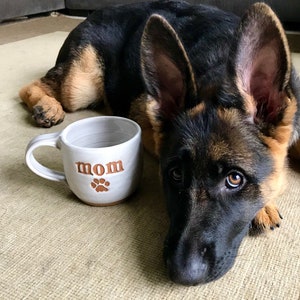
[60,116,141,150]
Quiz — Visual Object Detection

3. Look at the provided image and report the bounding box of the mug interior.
[62,116,140,149]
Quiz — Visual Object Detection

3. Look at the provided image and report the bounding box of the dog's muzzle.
[164,231,241,286]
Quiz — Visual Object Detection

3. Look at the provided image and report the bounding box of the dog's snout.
[167,247,209,286]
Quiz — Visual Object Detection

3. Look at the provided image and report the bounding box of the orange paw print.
[91,178,110,192]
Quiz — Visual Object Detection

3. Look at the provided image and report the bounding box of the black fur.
[56,0,239,116]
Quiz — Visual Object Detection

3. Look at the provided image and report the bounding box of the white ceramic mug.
[25,116,143,206]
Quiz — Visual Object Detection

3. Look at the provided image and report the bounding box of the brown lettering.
[75,162,92,175]
[106,160,124,174]
[75,160,125,175]
[93,164,105,176]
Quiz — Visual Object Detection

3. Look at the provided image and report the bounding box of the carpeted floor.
[0,16,299,299]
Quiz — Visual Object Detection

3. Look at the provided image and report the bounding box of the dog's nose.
[167,248,209,285]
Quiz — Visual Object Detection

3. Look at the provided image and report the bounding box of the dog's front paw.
[250,204,283,235]
[32,96,65,127]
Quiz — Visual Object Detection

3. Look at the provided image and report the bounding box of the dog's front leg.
[19,79,65,127]
[251,203,283,234]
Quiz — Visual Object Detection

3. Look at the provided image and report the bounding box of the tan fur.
[19,45,105,126]
[212,108,254,166]
[146,96,165,157]
[61,45,105,111]
[255,95,297,229]
[189,103,205,117]
[129,94,158,157]
[129,94,164,157]
[19,79,57,110]
[19,80,65,124]
[254,204,281,229]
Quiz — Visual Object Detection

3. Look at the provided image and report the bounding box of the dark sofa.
[1,0,300,26]
[0,0,65,22]
[65,0,300,24]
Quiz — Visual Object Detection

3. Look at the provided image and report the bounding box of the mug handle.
[25,132,66,182]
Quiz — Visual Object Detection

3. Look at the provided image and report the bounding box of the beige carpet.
[0,31,299,299]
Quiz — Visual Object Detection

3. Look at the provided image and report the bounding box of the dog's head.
[141,3,297,285]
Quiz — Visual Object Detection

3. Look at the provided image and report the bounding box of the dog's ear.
[141,14,197,121]
[229,3,291,125]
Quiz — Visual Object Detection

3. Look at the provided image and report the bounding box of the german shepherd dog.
[20,0,300,285]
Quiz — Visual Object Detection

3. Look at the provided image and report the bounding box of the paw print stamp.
[91,178,110,192]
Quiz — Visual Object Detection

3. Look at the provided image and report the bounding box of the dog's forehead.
[176,107,259,168]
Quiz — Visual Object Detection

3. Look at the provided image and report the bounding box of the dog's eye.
[169,167,183,183]
[225,171,244,189]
